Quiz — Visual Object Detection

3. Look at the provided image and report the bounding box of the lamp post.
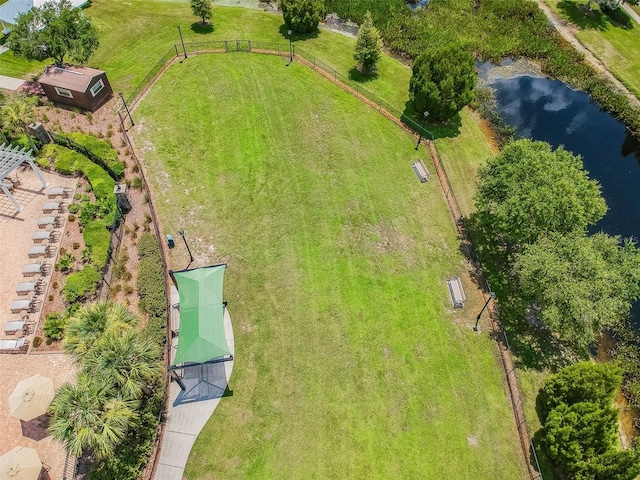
[415,111,429,150]
[118,92,134,127]
[177,26,187,59]
[178,229,194,265]
[287,29,293,64]
[474,291,496,331]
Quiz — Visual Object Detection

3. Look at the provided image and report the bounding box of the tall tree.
[353,11,382,75]
[65,301,138,359]
[280,0,325,34]
[474,140,607,249]
[408,43,476,121]
[190,0,213,24]
[515,233,640,351]
[7,0,99,65]
[48,374,138,459]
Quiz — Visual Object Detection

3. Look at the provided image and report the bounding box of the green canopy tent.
[169,264,232,384]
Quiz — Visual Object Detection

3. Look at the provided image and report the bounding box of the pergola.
[0,143,48,212]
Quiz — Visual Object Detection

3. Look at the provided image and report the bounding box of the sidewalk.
[0,74,25,91]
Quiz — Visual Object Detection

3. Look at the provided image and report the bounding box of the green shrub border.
[53,133,124,180]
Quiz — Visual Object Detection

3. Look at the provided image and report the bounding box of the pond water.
[490,74,640,320]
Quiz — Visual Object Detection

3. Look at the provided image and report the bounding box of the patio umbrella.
[9,374,54,421]
[0,446,42,480]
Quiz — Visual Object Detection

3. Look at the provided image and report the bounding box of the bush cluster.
[54,132,125,179]
[62,265,101,303]
[137,233,167,346]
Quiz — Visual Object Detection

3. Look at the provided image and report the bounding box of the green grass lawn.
[544,0,640,99]
[133,52,526,479]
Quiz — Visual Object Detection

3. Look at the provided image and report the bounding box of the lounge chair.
[4,320,26,334]
[0,338,26,351]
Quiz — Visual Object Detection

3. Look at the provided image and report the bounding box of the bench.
[412,159,431,183]
[447,277,466,308]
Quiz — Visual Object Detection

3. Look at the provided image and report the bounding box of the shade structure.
[0,446,41,480]
[172,264,231,366]
[9,374,54,421]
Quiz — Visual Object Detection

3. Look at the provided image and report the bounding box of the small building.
[38,65,113,112]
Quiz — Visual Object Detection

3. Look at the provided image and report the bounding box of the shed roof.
[39,65,104,91]
[0,0,86,27]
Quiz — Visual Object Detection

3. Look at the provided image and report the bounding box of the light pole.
[118,92,134,127]
[287,29,293,64]
[474,292,496,331]
[177,26,187,59]
[415,111,429,150]
[178,229,194,266]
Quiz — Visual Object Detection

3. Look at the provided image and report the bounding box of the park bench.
[447,277,466,308]
[412,159,430,183]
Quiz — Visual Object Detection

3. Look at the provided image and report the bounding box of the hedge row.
[38,144,116,269]
[62,265,101,303]
[53,133,125,179]
[137,233,167,346]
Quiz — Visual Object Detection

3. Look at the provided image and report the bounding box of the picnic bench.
[447,277,466,309]
[412,159,431,183]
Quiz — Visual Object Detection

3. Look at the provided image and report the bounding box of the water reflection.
[492,75,640,241]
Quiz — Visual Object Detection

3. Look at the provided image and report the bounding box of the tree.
[474,140,607,249]
[539,363,640,480]
[1,95,37,151]
[48,373,138,459]
[515,233,640,351]
[190,0,213,24]
[65,301,138,358]
[280,0,325,34]
[353,11,382,75]
[408,43,476,122]
[539,362,622,420]
[7,0,99,65]
[83,329,161,400]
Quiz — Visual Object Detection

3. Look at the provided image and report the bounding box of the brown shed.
[39,65,113,112]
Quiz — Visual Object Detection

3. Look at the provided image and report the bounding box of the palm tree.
[48,373,138,459]
[65,301,138,359]
[1,95,37,152]
[83,329,161,401]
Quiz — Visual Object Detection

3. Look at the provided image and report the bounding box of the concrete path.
[622,3,640,26]
[154,287,235,480]
[0,74,25,91]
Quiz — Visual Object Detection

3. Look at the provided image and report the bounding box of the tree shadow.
[556,0,632,30]
[190,22,214,34]
[349,66,378,83]
[278,24,320,42]
[401,100,463,139]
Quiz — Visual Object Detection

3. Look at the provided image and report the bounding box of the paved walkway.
[0,74,25,91]
[154,287,235,480]
[0,352,78,480]
[622,3,640,26]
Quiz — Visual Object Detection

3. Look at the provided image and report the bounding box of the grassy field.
[544,0,640,99]
[133,53,526,479]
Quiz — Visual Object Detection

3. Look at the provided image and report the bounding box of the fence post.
[196,42,199,55]
[174,44,179,57]
[224,40,228,52]
[248,40,252,52]
[334,70,336,82]
[236,39,240,51]
[313,57,316,68]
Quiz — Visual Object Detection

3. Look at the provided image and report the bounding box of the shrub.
[57,132,125,179]
[38,144,85,175]
[33,336,43,348]
[131,176,143,190]
[57,252,75,272]
[62,265,101,304]
[83,220,111,269]
[280,0,325,34]
[72,242,81,250]
[137,233,166,345]
[44,312,66,341]
[68,203,81,214]
[67,214,76,222]
[409,43,476,122]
